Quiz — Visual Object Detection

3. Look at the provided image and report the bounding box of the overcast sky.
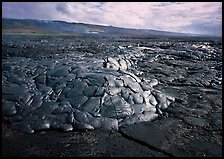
[2,2,222,36]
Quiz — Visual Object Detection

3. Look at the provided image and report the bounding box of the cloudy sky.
[2,2,222,36]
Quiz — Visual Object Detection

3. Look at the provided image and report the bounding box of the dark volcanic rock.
[2,35,222,157]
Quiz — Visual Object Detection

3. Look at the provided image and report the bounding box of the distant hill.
[2,18,218,38]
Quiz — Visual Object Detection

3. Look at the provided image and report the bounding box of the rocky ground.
[2,35,222,157]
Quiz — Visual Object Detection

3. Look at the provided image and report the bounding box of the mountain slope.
[2,18,212,38]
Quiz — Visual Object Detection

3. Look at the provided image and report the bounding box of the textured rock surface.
[2,35,222,157]
[2,39,175,133]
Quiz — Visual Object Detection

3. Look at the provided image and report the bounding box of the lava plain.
[2,35,222,157]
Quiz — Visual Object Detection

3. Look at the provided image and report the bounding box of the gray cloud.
[2,2,58,20]
[56,3,71,15]
[2,2,222,36]
[182,21,222,36]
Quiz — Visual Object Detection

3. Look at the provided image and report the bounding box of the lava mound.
[2,55,175,133]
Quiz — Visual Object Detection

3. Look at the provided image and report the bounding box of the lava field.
[2,35,222,157]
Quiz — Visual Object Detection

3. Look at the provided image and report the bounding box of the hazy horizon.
[2,2,222,36]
